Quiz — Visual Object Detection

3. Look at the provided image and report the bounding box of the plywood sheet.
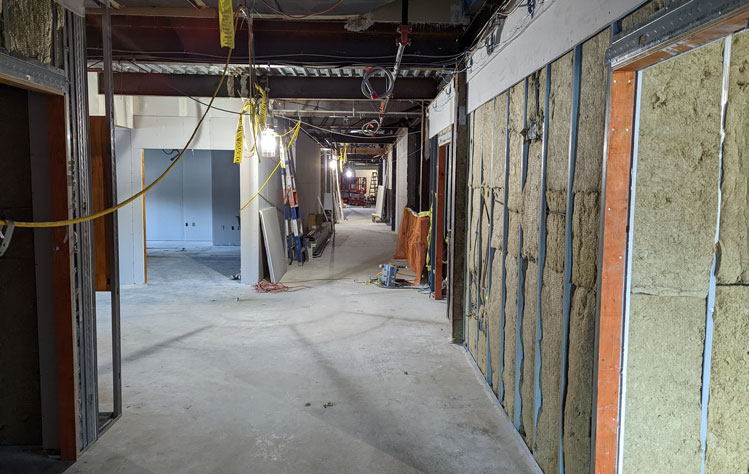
[259,207,287,283]
[622,294,704,474]
[631,40,723,297]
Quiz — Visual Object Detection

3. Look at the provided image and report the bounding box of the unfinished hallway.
[76,208,539,474]
[1,1,748,473]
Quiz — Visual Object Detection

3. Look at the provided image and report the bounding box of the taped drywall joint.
[534,63,552,449]
[498,89,512,405]
[514,76,530,432]
[559,43,583,474]
[699,33,731,474]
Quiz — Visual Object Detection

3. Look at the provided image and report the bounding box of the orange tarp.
[393,208,430,285]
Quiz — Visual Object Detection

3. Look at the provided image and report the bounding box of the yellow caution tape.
[218,0,235,49]
[234,102,252,164]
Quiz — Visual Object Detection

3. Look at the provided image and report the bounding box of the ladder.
[281,145,308,265]
[369,171,378,195]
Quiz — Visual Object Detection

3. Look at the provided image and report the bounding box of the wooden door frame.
[594,5,749,474]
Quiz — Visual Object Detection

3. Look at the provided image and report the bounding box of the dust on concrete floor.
[75,208,540,473]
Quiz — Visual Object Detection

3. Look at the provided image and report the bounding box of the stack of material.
[307,221,333,258]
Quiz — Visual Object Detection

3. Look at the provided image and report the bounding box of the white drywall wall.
[466,0,646,113]
[395,129,409,234]
[427,82,455,138]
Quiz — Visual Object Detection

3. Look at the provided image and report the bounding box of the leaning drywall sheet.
[520,260,538,447]
[706,286,749,474]
[563,285,597,474]
[259,207,287,283]
[630,40,723,297]
[536,269,564,474]
[622,294,705,474]
[717,30,749,284]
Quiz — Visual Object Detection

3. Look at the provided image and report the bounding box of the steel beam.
[86,15,464,67]
[101,72,438,100]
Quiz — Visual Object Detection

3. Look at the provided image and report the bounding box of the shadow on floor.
[0,450,72,474]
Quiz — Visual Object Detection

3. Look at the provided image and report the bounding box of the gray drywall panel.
[521,260,538,447]
[144,149,186,243]
[706,286,749,474]
[575,29,609,193]
[182,150,213,242]
[503,255,518,417]
[717,30,749,284]
[630,40,723,297]
[211,150,240,246]
[537,269,564,474]
[563,285,596,474]
[546,51,573,193]
[294,133,321,229]
[622,294,705,474]
[571,191,600,290]
[466,0,645,112]
[259,207,287,283]
[395,130,408,235]
[115,127,145,285]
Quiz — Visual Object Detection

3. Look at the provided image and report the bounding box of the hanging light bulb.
[329,159,338,170]
[345,168,354,178]
[261,128,277,157]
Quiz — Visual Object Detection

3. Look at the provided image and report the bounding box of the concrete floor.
[47,208,538,473]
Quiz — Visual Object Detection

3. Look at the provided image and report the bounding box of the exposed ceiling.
[86,0,504,148]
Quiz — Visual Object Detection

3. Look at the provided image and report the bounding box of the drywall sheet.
[571,191,600,289]
[563,285,596,474]
[258,207,287,283]
[536,269,564,474]
[374,185,385,216]
[502,254,518,417]
[622,294,705,474]
[575,29,608,193]
[630,40,723,297]
[520,260,538,447]
[717,30,749,284]
[706,286,749,474]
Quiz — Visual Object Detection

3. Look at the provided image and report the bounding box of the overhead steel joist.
[86,15,465,68]
[99,72,438,100]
